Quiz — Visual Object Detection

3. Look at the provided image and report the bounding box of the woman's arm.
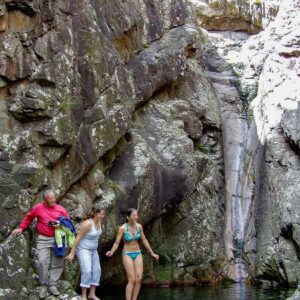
[65,220,91,261]
[139,225,159,261]
[106,226,125,257]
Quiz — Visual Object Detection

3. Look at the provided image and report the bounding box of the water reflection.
[100,284,293,300]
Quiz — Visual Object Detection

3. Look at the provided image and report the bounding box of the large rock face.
[0,0,299,297]
[249,0,300,286]
[196,0,300,287]
[0,0,226,296]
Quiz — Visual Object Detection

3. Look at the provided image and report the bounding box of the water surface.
[100,284,293,300]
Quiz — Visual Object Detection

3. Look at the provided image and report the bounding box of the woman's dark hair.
[126,208,137,223]
[83,206,105,221]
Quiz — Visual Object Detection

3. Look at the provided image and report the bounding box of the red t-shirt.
[19,203,69,237]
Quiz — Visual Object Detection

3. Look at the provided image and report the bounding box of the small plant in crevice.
[105,179,126,194]
[230,75,259,113]
[221,276,235,286]
[193,141,209,154]
[250,278,264,287]
[225,61,246,76]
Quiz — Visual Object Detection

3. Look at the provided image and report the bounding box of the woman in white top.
[66,206,105,300]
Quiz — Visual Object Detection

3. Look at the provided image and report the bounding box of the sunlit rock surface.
[190,0,280,33]
[199,0,300,286]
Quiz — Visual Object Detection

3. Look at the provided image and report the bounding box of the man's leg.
[48,248,64,288]
[36,235,52,299]
[36,235,52,286]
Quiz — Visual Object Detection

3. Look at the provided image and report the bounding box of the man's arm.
[12,206,38,236]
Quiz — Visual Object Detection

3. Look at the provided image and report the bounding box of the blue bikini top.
[123,223,141,242]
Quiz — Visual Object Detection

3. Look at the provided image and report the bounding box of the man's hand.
[52,224,61,229]
[12,228,23,236]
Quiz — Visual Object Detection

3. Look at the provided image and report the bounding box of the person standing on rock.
[65,206,105,300]
[106,208,159,300]
[12,189,70,299]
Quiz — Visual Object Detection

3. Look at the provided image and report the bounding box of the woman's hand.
[65,252,75,262]
[151,253,159,261]
[106,251,114,257]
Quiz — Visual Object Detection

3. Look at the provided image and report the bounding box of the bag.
[53,235,67,257]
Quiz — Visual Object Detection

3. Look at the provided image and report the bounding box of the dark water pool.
[99,284,294,300]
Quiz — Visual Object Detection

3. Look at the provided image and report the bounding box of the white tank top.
[77,219,102,250]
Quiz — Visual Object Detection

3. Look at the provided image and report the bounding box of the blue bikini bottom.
[123,251,142,260]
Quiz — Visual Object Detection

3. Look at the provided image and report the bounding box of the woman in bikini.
[106,208,159,300]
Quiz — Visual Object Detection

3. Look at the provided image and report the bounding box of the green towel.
[55,225,75,248]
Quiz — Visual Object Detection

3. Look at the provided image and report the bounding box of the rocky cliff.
[192,0,300,287]
[0,0,300,298]
[0,0,225,297]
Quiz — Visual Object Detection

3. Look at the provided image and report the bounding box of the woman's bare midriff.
[123,240,140,252]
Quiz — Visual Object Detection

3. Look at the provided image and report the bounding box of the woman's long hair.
[126,208,137,223]
[83,206,105,221]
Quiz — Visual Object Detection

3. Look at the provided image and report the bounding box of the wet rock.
[27,280,79,300]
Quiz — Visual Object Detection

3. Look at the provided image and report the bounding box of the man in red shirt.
[12,190,70,299]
